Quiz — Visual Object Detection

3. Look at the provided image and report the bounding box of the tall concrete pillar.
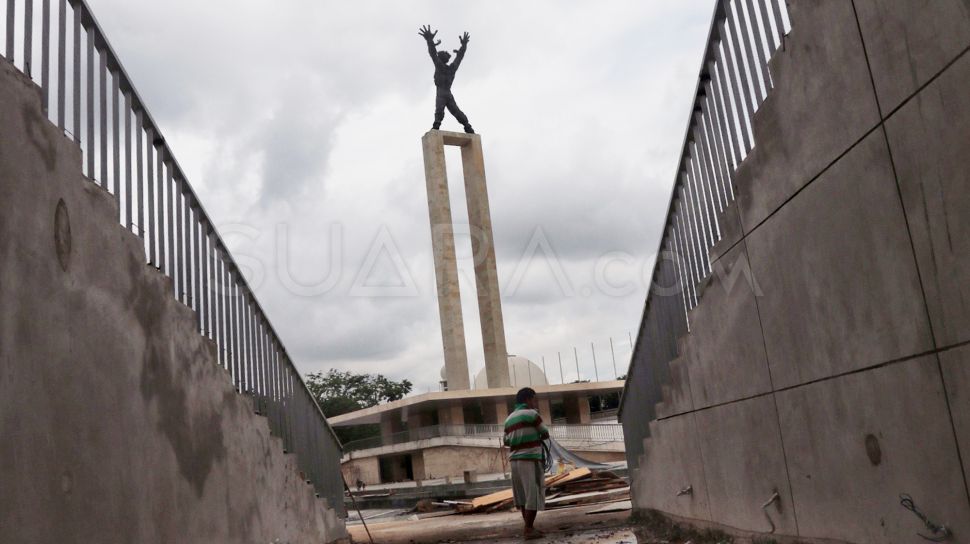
[537,397,553,424]
[422,130,511,390]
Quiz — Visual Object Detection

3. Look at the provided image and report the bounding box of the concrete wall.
[342,457,381,486]
[627,1,970,542]
[0,59,346,543]
[421,446,507,480]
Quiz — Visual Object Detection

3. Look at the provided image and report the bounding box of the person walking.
[503,387,550,540]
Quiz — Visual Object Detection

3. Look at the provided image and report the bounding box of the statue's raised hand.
[459,32,470,46]
[419,25,439,44]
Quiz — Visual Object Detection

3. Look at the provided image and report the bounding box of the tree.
[306,369,413,444]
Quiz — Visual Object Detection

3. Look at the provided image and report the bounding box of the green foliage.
[306,369,412,417]
[306,369,412,445]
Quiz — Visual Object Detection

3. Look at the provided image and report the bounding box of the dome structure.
[473,355,548,389]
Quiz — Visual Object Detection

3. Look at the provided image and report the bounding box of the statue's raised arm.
[451,32,470,69]
[418,25,442,66]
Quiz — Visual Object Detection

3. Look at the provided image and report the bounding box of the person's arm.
[451,32,470,69]
[419,25,442,67]
[536,413,550,441]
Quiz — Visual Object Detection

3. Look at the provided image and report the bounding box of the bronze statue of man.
[418,25,475,134]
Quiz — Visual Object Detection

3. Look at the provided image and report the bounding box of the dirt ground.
[346,502,752,544]
[347,502,636,544]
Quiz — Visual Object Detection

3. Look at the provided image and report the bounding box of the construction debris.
[452,467,629,514]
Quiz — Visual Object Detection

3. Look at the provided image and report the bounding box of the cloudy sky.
[84,0,715,393]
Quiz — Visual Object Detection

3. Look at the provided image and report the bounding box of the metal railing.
[1,0,344,513]
[342,423,625,452]
[618,0,790,468]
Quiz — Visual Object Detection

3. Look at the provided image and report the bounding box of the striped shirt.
[503,403,550,461]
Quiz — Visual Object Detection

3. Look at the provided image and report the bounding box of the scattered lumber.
[452,467,628,514]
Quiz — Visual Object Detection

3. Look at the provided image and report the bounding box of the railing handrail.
[342,423,626,452]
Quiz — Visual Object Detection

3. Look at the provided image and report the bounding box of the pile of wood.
[452,467,629,514]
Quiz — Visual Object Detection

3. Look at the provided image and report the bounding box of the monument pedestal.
[422,130,510,391]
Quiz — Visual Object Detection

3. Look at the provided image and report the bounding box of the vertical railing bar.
[23,0,32,76]
[242,294,252,392]
[213,250,222,365]
[237,293,246,391]
[146,125,155,264]
[267,341,277,434]
[744,0,772,94]
[136,113,146,258]
[677,186,700,303]
[270,338,279,426]
[247,297,255,396]
[769,0,786,45]
[716,23,753,153]
[111,69,119,201]
[690,137,716,247]
[280,363,289,451]
[165,159,175,283]
[71,1,79,141]
[758,0,779,51]
[687,162,712,275]
[173,176,185,302]
[733,0,765,105]
[670,220,691,324]
[191,206,201,329]
[685,157,712,269]
[725,2,757,143]
[693,117,723,242]
[223,258,233,372]
[123,91,132,229]
[56,0,64,128]
[41,0,50,109]
[98,44,106,185]
[200,223,209,336]
[155,139,165,269]
[258,319,268,407]
[238,281,247,392]
[136,110,144,244]
[176,183,186,302]
[86,25,94,174]
[251,301,260,395]
[230,271,240,387]
[708,68,739,200]
[714,42,744,165]
[703,86,732,206]
[187,202,196,311]
[5,0,14,61]
[699,109,726,216]
[258,322,267,416]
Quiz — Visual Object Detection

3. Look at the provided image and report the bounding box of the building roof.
[328,380,625,426]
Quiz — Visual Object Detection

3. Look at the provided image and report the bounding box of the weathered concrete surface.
[655,354,692,418]
[458,133,511,390]
[885,52,970,348]
[736,0,880,231]
[632,414,710,523]
[777,356,970,543]
[941,346,970,491]
[685,243,770,408]
[694,395,796,535]
[0,59,346,543]
[422,131,472,391]
[422,446,507,480]
[746,129,932,389]
[854,0,970,114]
[342,456,381,486]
